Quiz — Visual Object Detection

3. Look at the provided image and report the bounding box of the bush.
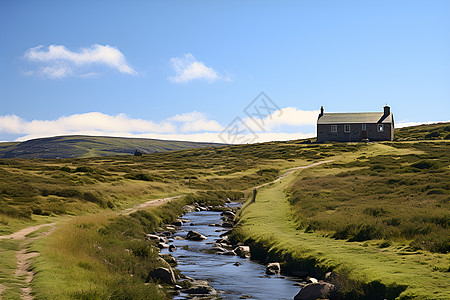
[60,166,72,172]
[75,166,94,173]
[425,131,440,139]
[410,160,439,170]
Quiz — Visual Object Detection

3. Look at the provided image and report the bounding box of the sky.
[0,0,449,143]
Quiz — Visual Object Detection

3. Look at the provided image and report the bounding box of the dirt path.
[121,195,185,215]
[0,223,56,240]
[250,160,333,191]
[0,223,56,300]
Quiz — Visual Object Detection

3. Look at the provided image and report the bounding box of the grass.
[0,124,449,299]
[0,239,22,299]
[395,122,450,141]
[288,142,449,253]
[234,169,449,299]
[30,196,200,299]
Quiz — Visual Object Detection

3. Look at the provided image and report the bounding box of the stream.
[162,206,302,299]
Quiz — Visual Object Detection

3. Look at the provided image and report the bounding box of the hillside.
[0,135,224,159]
[395,122,450,141]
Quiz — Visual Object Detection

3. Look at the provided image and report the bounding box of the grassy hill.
[395,122,450,141]
[0,135,224,159]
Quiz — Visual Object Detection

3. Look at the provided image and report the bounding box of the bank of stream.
[162,203,303,299]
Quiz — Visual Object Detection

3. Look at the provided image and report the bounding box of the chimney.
[383,105,390,116]
[319,106,324,118]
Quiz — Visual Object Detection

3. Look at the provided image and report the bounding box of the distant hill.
[0,135,225,159]
[394,122,450,141]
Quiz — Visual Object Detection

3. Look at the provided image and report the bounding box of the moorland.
[0,122,448,299]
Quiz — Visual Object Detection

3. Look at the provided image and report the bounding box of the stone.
[211,246,227,252]
[306,277,318,284]
[146,267,176,284]
[266,262,281,275]
[222,210,236,218]
[169,245,177,252]
[158,242,169,249]
[146,234,161,241]
[186,230,207,241]
[172,219,183,226]
[184,280,217,295]
[234,246,251,258]
[294,282,335,300]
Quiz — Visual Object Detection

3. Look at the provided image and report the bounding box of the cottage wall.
[317,123,393,142]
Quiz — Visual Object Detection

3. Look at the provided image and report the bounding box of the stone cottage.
[317,105,394,142]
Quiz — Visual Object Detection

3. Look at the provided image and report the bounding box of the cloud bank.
[168,53,227,83]
[0,108,318,143]
[23,44,136,78]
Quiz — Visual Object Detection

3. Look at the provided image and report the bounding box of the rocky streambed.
[148,202,336,299]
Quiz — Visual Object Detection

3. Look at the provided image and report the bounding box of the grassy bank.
[233,144,449,299]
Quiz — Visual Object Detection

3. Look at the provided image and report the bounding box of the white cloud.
[168,53,223,83]
[169,111,223,132]
[396,120,450,128]
[244,107,319,132]
[0,108,318,144]
[23,44,136,78]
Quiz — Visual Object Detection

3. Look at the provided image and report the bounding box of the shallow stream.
[163,208,302,299]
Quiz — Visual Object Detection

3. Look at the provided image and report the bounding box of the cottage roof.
[317,112,393,124]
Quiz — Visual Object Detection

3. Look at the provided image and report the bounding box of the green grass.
[0,239,22,299]
[234,143,450,299]
[395,122,450,141]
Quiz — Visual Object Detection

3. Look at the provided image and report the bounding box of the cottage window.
[344,124,351,133]
[378,124,384,132]
[331,125,337,132]
[362,124,366,131]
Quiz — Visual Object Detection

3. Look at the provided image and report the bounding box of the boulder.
[306,277,318,284]
[222,211,236,218]
[186,231,207,241]
[234,246,251,258]
[168,245,177,252]
[266,262,281,275]
[158,242,169,249]
[294,282,335,300]
[146,267,176,284]
[184,280,217,295]
[172,219,183,226]
[184,205,195,213]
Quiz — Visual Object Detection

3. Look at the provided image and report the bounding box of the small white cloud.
[23,44,136,78]
[244,107,320,132]
[168,53,222,83]
[169,111,223,132]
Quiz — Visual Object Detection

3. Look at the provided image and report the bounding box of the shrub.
[60,166,72,172]
[75,166,94,173]
[364,207,388,217]
[410,160,439,170]
[425,131,440,139]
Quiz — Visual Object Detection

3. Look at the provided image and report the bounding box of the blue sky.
[0,0,449,143]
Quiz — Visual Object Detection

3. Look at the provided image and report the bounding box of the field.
[0,122,449,299]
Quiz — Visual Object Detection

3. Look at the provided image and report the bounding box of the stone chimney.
[318,106,324,118]
[383,105,390,116]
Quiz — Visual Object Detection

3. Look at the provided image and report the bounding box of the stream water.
[162,208,302,299]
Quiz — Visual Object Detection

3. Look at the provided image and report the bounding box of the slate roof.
[317,112,393,124]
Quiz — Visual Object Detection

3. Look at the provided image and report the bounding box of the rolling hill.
[0,135,224,159]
